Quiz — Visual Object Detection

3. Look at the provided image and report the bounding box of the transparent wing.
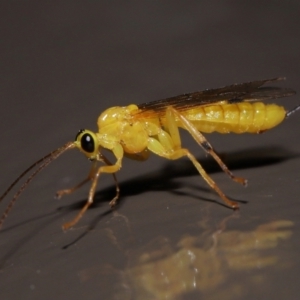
[136,77,295,116]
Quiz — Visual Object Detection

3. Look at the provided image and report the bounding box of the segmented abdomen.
[181,102,286,133]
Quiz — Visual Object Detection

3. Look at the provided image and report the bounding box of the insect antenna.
[0,141,75,229]
[286,105,300,118]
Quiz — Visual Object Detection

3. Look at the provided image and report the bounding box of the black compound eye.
[80,133,95,153]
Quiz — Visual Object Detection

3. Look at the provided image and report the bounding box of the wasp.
[0,77,299,230]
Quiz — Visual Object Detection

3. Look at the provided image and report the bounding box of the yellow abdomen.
[181,102,286,133]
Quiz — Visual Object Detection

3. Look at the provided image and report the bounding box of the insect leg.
[147,137,239,209]
[56,156,120,208]
[62,143,123,230]
[55,160,98,199]
[168,107,247,186]
[165,107,181,149]
[101,153,120,208]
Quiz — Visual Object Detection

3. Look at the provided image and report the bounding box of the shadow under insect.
[57,145,298,214]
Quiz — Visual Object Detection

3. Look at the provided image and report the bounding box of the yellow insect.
[0,77,299,230]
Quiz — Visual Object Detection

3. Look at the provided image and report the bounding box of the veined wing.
[136,77,295,116]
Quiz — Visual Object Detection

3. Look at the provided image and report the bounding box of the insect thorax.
[97,105,148,153]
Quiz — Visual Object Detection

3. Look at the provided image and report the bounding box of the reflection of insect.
[0,77,299,230]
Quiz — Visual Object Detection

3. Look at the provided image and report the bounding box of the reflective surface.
[77,219,293,299]
[0,2,300,300]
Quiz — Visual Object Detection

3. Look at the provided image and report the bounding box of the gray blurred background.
[0,2,299,300]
